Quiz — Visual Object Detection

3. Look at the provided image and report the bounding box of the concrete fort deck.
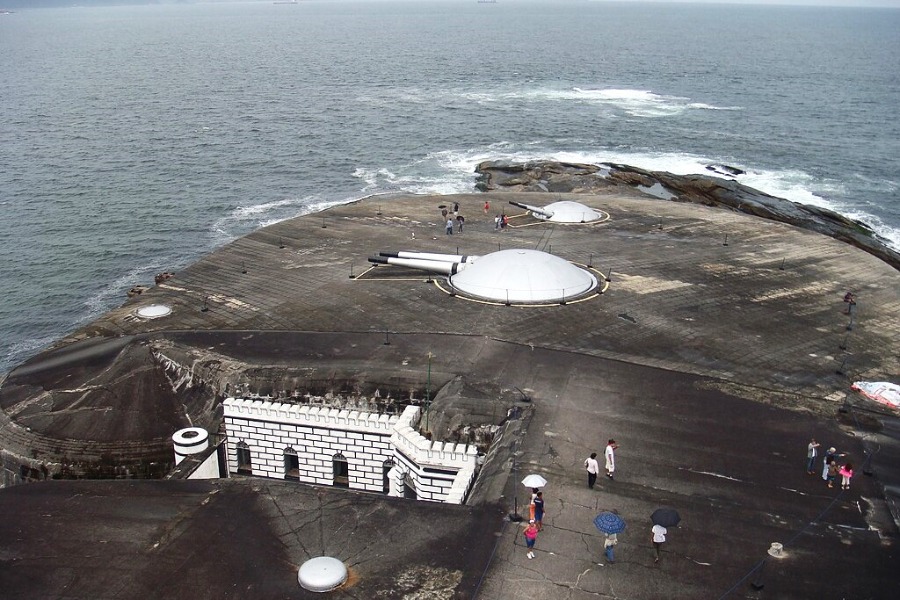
[0,191,898,598]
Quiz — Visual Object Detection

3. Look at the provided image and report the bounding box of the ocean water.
[1,1,898,375]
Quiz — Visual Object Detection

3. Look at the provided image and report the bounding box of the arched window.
[236,441,252,475]
[332,453,349,488]
[382,458,395,495]
[284,446,299,480]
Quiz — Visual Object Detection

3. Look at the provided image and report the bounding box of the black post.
[349,265,355,279]
[588,252,593,268]
[509,457,522,522]
[200,296,209,312]
[606,268,612,282]
[384,331,390,345]
[750,560,767,591]
[322,217,327,228]
[836,357,847,376]
[241,261,247,274]
[779,257,785,270]
[723,233,729,246]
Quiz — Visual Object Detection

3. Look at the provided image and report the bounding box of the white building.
[218,398,479,504]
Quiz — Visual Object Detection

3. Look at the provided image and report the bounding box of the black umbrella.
[651,507,681,527]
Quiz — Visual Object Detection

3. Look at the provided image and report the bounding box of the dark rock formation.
[475,160,900,271]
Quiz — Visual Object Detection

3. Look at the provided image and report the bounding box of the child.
[839,462,854,490]
[524,520,538,559]
[827,458,838,489]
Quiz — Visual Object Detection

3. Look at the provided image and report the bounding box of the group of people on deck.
[808,438,853,490]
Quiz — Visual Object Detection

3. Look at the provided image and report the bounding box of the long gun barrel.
[368,256,472,275]
[508,200,554,218]
[378,251,477,264]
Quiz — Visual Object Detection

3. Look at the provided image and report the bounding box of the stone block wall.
[224,398,397,492]
[222,399,480,504]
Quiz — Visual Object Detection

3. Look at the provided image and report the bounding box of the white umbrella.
[521,474,547,488]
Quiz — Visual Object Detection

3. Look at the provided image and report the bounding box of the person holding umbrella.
[651,524,666,563]
[521,474,547,523]
[650,507,680,563]
[593,511,626,565]
[533,491,545,531]
[604,533,618,564]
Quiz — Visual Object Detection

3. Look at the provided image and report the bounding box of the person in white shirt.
[651,524,667,563]
[605,439,618,480]
[584,452,599,489]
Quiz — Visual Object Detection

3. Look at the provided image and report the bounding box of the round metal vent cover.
[298,556,348,592]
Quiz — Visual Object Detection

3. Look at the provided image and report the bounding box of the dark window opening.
[403,472,417,500]
[284,447,299,480]
[333,453,349,488]
[236,441,252,475]
[382,458,395,495]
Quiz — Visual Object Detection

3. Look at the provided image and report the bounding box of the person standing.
[604,533,617,564]
[483,200,490,214]
[827,458,839,489]
[446,218,454,235]
[651,524,667,563]
[584,452,599,489]
[529,488,538,522]
[533,491,545,531]
[456,214,465,233]
[605,439,618,480]
[839,462,854,490]
[807,438,820,474]
[822,447,836,480]
[524,520,538,559]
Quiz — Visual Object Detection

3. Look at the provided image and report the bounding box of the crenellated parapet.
[391,406,479,469]
[224,397,400,432]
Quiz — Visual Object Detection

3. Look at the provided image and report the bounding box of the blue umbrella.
[593,511,626,534]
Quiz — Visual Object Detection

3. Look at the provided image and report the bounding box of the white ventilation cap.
[136,304,172,319]
[298,556,348,592]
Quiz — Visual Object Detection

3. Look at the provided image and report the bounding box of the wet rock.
[475,160,900,271]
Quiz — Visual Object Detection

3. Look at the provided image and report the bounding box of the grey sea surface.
[1,1,899,375]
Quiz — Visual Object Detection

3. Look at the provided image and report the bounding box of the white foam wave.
[4,334,62,370]
[386,86,743,118]
[456,86,743,117]
[383,143,898,253]
[210,195,336,243]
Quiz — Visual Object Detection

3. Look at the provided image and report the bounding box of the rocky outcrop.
[475,160,900,271]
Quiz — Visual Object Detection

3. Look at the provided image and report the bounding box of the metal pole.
[425,352,432,432]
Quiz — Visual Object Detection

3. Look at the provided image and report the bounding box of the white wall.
[222,399,480,504]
